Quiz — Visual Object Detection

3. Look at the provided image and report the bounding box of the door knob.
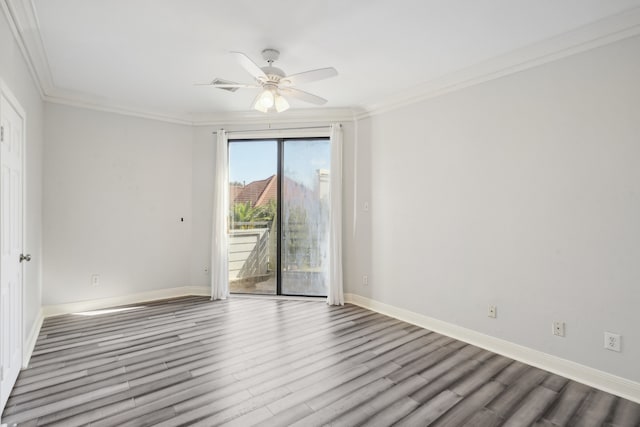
[19,254,31,262]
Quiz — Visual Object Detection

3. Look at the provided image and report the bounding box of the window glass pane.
[281,139,330,296]
[228,140,277,295]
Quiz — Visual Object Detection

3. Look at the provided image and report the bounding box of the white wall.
[351,35,640,381]
[0,11,44,347]
[188,125,215,286]
[344,118,373,299]
[43,104,193,304]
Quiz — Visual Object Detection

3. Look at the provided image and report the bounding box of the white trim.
[42,286,210,317]
[1,0,357,125]
[4,0,640,125]
[226,128,332,140]
[44,92,357,126]
[0,79,27,120]
[190,108,357,127]
[0,0,51,97]
[22,308,42,368]
[345,293,640,404]
[43,92,195,126]
[359,7,640,119]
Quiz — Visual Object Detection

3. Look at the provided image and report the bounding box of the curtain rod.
[211,124,340,135]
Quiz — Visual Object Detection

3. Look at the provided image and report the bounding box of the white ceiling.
[12,0,640,122]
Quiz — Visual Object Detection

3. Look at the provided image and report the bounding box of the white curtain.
[211,129,229,300]
[327,124,344,305]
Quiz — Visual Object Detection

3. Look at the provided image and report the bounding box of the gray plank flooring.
[1,296,639,426]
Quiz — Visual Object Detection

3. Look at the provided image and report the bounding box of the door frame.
[228,136,330,297]
[0,78,27,415]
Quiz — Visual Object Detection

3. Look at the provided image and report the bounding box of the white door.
[0,89,24,412]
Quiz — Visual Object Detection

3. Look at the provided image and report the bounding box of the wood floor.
[2,296,639,426]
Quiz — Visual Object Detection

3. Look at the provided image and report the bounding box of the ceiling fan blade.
[280,88,328,105]
[210,84,260,88]
[280,67,337,86]
[193,83,259,88]
[231,51,267,81]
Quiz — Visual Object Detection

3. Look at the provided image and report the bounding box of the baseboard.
[345,293,640,404]
[23,308,44,368]
[42,286,211,317]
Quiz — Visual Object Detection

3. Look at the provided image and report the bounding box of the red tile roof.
[232,175,277,207]
[231,175,315,207]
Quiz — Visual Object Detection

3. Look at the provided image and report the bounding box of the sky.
[229,139,330,188]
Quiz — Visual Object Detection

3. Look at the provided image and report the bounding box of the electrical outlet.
[488,305,497,318]
[604,332,621,352]
[204,266,209,274]
[362,275,368,286]
[91,274,100,287]
[553,321,565,337]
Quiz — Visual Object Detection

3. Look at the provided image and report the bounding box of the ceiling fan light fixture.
[205,49,337,113]
[253,100,269,113]
[258,89,275,109]
[274,94,290,112]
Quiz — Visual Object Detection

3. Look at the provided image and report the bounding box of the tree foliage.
[231,200,277,229]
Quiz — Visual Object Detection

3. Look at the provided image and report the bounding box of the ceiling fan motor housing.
[260,49,285,83]
[261,48,280,63]
[261,66,285,83]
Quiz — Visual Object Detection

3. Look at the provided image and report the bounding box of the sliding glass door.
[281,139,330,296]
[227,138,330,296]
[228,140,278,294]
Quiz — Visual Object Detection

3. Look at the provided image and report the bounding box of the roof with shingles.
[232,175,316,208]
[232,175,276,207]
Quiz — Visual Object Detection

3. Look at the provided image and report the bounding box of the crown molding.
[43,82,358,125]
[189,107,357,127]
[4,0,640,125]
[44,90,196,125]
[1,0,52,97]
[45,89,356,126]
[358,6,640,120]
[2,0,357,126]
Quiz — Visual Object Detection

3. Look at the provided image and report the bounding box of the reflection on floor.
[230,271,327,296]
[230,274,276,295]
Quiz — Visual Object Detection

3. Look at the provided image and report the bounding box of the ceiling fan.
[200,49,338,113]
